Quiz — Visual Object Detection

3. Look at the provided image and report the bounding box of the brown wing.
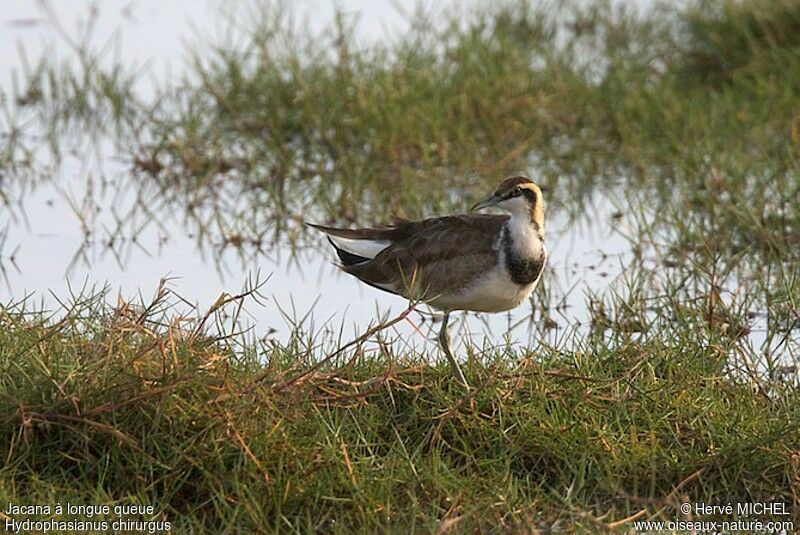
[343,214,507,299]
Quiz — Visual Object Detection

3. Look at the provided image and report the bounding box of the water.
[1,151,632,351]
[0,0,656,356]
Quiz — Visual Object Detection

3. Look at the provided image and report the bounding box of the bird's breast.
[505,249,546,285]
[502,224,546,285]
[430,262,539,313]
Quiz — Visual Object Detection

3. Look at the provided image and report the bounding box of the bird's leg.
[438,312,470,390]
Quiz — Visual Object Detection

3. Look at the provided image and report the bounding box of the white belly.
[431,265,538,313]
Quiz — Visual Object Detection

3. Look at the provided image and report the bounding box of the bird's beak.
[470,193,502,212]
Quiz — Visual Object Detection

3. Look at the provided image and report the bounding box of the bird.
[308,176,546,389]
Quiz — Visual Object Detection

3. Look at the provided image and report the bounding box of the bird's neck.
[506,209,544,258]
[502,211,546,286]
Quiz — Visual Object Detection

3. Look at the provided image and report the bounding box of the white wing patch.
[328,235,390,260]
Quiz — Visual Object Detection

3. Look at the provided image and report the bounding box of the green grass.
[6,0,798,265]
[1,284,797,532]
[1,0,800,532]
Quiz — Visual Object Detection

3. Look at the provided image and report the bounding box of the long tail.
[306,223,393,266]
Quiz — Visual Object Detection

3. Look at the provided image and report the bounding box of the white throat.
[506,210,544,259]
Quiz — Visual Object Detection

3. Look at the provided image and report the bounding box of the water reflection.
[0,1,796,376]
[0,129,634,350]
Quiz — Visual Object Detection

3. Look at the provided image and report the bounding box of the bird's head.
[471,176,544,227]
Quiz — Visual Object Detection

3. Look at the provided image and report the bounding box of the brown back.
[344,214,507,299]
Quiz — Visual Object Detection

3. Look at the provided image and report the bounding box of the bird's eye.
[512,187,522,196]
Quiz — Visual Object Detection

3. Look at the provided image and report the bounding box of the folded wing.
[310,215,507,300]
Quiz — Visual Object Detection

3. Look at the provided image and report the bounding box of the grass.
[1,0,799,532]
[1,282,797,532]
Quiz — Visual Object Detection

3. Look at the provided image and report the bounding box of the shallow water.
[0,0,759,362]
[0,133,633,352]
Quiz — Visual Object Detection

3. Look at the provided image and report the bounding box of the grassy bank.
[0,284,797,532]
[1,0,799,532]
